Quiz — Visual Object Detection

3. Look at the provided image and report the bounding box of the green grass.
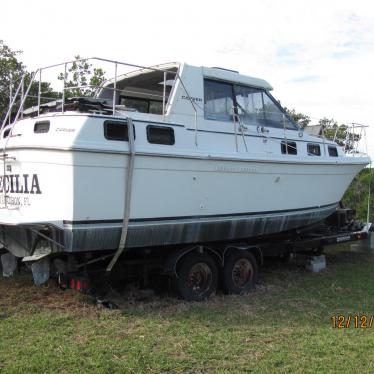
[1,243,374,373]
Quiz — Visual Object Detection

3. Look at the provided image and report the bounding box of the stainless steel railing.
[1,56,198,130]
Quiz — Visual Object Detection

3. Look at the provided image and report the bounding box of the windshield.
[204,79,299,130]
[234,85,298,130]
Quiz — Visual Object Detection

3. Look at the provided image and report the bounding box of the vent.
[3,129,10,138]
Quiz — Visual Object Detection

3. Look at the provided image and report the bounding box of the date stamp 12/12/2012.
[331,315,374,329]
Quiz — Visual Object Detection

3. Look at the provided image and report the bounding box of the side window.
[328,146,338,157]
[120,96,163,115]
[204,80,234,121]
[307,143,321,156]
[262,93,296,130]
[147,125,175,145]
[149,101,163,114]
[104,120,134,141]
[281,141,297,155]
[121,97,148,113]
[34,120,50,133]
[233,85,297,130]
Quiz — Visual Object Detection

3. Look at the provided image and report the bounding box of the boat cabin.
[98,63,297,131]
[3,59,348,160]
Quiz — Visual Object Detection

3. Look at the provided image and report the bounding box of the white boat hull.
[0,148,364,256]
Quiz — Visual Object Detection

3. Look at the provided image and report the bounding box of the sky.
[1,0,373,160]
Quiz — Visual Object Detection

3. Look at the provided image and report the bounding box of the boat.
[0,58,370,265]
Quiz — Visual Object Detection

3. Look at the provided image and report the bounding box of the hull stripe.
[62,202,339,225]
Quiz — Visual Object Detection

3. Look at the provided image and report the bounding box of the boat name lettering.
[0,174,42,194]
[216,166,258,173]
[181,95,202,102]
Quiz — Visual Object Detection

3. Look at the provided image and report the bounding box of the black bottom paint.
[0,204,338,256]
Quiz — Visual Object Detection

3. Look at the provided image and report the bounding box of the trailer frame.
[50,208,372,301]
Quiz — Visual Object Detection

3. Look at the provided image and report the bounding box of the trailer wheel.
[174,252,218,301]
[223,251,258,295]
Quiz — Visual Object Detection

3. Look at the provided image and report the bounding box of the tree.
[1,45,107,126]
[0,40,58,125]
[342,168,374,222]
[23,73,59,110]
[284,107,311,128]
[0,40,24,122]
[58,56,106,98]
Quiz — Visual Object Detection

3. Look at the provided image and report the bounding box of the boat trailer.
[0,208,372,301]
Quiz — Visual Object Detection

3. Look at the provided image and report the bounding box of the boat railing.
[237,109,370,157]
[1,59,370,158]
[1,57,198,140]
[304,122,369,156]
[341,123,369,157]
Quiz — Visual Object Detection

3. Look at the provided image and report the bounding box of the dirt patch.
[0,274,97,317]
[0,273,188,318]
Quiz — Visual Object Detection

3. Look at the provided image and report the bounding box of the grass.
[0,243,374,373]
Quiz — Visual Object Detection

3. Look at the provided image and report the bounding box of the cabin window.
[234,86,297,130]
[203,79,298,129]
[104,120,135,141]
[34,121,50,133]
[98,67,178,112]
[149,101,163,114]
[307,143,321,156]
[261,93,296,130]
[204,80,234,121]
[120,96,163,115]
[281,141,297,155]
[234,85,264,121]
[328,146,338,157]
[147,125,175,145]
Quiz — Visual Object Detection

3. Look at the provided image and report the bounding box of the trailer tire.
[174,252,218,301]
[223,251,258,295]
